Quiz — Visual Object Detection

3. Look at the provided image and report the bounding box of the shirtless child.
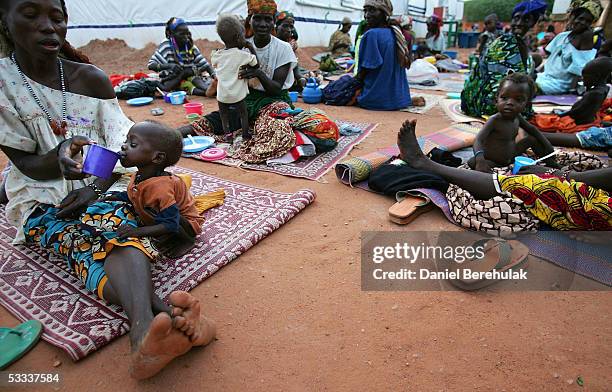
[559,57,612,125]
[469,73,556,173]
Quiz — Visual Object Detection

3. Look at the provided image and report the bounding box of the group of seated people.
[0,0,610,382]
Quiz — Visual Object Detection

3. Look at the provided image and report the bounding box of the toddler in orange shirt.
[110,120,203,258]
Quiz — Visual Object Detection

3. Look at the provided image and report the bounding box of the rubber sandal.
[388,195,434,225]
[447,238,529,291]
[0,320,43,369]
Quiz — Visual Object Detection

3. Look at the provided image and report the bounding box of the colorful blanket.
[186,121,376,181]
[0,167,316,360]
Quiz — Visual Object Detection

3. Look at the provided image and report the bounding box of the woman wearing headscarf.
[461,0,548,118]
[399,15,416,51]
[355,0,413,110]
[535,0,602,95]
[184,0,298,163]
[148,17,215,95]
[425,14,446,54]
[275,10,298,51]
[328,17,353,56]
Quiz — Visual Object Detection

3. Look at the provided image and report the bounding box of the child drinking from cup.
[211,14,258,142]
[109,121,203,258]
[469,73,557,173]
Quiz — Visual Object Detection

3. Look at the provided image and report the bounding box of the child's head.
[484,14,498,32]
[496,72,535,117]
[120,121,183,169]
[216,14,245,48]
[582,56,612,88]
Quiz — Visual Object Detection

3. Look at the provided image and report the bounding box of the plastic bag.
[406,59,439,85]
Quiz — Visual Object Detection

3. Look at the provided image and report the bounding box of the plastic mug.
[288,91,299,103]
[512,156,536,175]
[184,102,203,115]
[82,144,120,180]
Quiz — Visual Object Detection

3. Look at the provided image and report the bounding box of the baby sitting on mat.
[469,73,557,173]
[107,121,204,258]
[211,14,258,143]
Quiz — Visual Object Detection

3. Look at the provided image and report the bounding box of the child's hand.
[117,224,143,239]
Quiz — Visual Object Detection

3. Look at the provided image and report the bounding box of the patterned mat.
[186,121,376,181]
[409,74,466,93]
[0,167,316,360]
[440,99,486,123]
[401,93,444,114]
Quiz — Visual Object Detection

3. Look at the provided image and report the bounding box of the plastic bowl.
[184,102,203,115]
[83,144,120,180]
[168,91,187,105]
[186,113,201,123]
[288,91,299,103]
[512,156,536,174]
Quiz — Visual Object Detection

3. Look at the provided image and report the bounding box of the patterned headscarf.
[363,0,393,17]
[247,0,277,15]
[363,0,411,69]
[512,0,548,19]
[569,0,603,20]
[245,0,278,38]
[399,15,414,28]
[276,10,294,26]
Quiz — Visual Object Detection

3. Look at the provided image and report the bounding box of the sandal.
[388,194,434,225]
[447,238,529,291]
[0,320,43,369]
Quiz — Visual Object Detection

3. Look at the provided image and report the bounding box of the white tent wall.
[65,0,462,49]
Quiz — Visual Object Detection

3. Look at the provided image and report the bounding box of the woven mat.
[185,121,376,181]
[409,76,465,93]
[0,167,315,360]
[401,93,444,114]
[440,99,486,123]
[533,94,579,105]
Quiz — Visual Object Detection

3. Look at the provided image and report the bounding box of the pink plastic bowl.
[184,102,203,115]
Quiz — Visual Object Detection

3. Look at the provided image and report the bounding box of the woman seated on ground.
[148,17,216,96]
[181,0,298,163]
[0,0,214,379]
[424,15,445,55]
[355,0,414,111]
[399,15,416,52]
[461,0,548,118]
[328,17,353,57]
[276,10,306,92]
[535,0,602,95]
[395,120,612,231]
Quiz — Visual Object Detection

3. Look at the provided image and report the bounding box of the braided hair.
[0,0,90,63]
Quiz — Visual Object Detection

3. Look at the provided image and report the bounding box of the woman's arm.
[239,63,291,96]
[0,144,62,180]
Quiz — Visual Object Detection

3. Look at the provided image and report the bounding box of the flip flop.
[388,195,434,225]
[447,238,529,291]
[0,320,43,369]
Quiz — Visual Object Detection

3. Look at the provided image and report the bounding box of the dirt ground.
[0,42,610,391]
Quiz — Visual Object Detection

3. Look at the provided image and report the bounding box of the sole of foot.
[170,291,216,346]
[129,312,193,380]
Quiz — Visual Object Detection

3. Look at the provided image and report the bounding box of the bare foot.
[170,291,216,346]
[397,119,429,169]
[411,96,426,107]
[130,313,193,380]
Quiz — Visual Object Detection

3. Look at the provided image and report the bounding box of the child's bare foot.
[170,291,216,346]
[397,119,429,170]
[130,313,192,380]
[411,96,426,107]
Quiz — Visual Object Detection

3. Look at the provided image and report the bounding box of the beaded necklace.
[11,52,68,136]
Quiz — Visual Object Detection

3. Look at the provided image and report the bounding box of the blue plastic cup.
[289,91,298,102]
[82,144,120,179]
[512,156,536,175]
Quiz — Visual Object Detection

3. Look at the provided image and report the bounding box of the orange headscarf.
[245,0,278,37]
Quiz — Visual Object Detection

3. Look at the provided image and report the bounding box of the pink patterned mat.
[0,167,315,360]
[186,121,376,181]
